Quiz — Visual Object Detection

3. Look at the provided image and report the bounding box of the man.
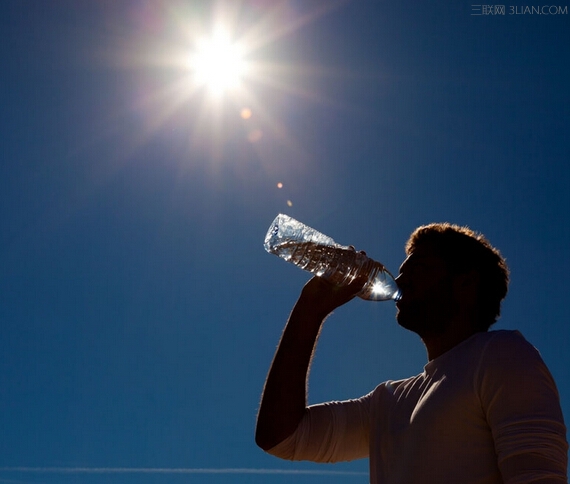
[255,223,568,483]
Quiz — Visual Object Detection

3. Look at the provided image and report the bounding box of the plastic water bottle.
[263,214,401,301]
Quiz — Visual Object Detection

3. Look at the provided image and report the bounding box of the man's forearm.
[255,297,327,451]
[255,276,364,452]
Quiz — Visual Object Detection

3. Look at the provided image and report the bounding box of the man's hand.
[297,274,368,319]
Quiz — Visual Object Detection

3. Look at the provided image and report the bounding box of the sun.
[120,2,348,164]
[190,28,247,97]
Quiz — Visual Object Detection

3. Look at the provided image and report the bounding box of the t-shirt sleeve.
[476,331,568,483]
[266,394,373,463]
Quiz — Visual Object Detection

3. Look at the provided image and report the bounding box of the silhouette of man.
[256,223,568,483]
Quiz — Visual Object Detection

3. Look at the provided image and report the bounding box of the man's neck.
[422,321,483,361]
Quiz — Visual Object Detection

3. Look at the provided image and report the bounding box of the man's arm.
[482,332,568,483]
[255,276,364,451]
[500,454,567,484]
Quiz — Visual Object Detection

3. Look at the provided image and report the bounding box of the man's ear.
[453,269,480,303]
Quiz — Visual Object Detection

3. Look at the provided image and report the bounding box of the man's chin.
[396,311,419,333]
[396,310,450,338]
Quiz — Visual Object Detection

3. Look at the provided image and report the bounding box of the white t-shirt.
[268,330,568,483]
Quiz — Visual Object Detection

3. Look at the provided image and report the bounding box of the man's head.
[396,223,509,336]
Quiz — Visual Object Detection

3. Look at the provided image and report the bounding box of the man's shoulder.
[469,329,533,354]
[476,329,547,374]
[476,328,524,342]
[419,330,540,378]
[375,373,426,398]
[479,329,537,352]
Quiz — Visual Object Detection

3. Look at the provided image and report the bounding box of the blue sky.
[0,1,569,483]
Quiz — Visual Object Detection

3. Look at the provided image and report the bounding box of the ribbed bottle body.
[264,214,400,302]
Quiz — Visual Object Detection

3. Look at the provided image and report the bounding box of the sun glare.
[191,29,246,96]
[125,2,346,167]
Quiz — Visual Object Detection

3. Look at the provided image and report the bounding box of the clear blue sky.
[1,1,569,483]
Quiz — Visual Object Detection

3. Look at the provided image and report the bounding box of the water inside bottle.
[269,240,376,287]
[264,213,401,301]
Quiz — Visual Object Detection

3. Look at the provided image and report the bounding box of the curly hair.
[405,223,510,330]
